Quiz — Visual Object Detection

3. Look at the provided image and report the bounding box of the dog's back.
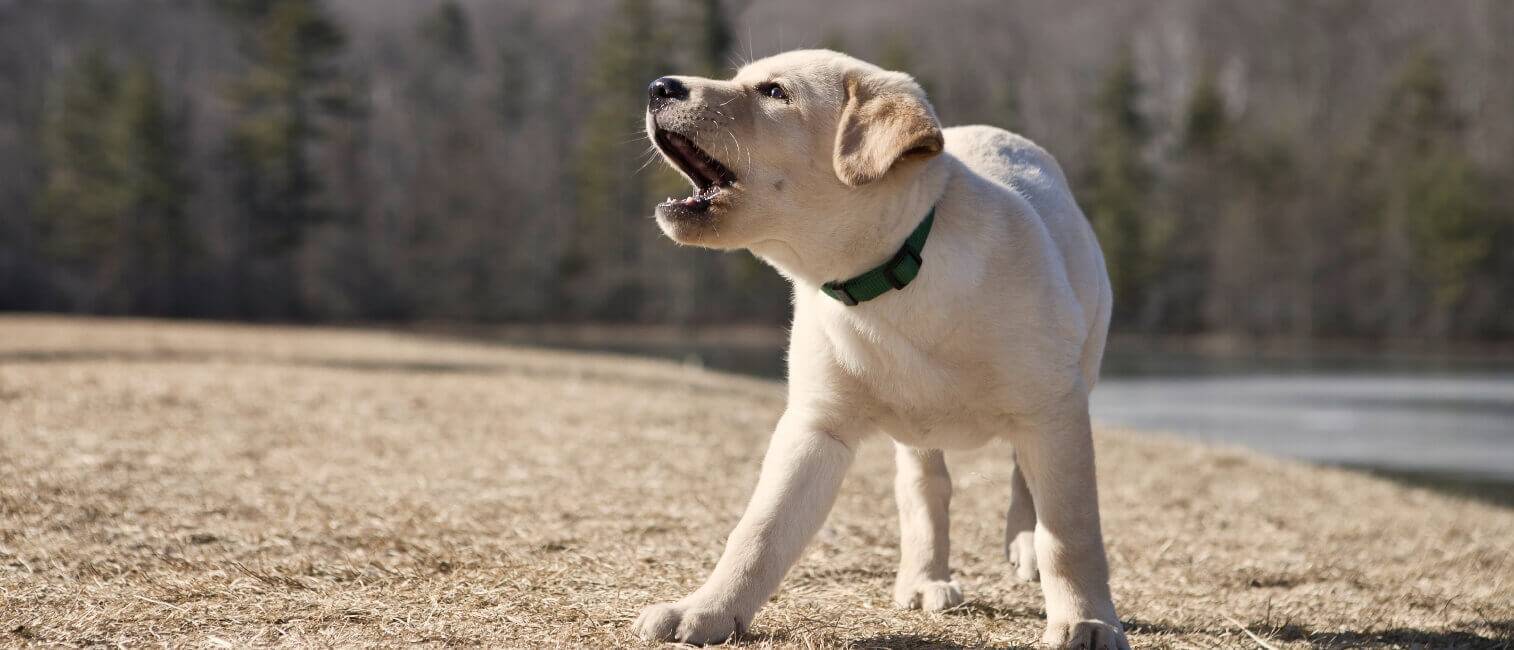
[943,125,1113,388]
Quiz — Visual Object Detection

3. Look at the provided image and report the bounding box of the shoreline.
[7,313,1513,364]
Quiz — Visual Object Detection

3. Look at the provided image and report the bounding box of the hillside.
[1,317,1510,648]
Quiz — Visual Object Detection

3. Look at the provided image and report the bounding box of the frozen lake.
[1091,373,1514,481]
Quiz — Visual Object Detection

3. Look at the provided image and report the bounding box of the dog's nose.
[648,76,688,110]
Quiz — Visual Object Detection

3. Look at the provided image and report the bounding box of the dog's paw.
[893,578,964,611]
[1040,619,1128,650]
[1007,530,1039,582]
[634,599,747,645]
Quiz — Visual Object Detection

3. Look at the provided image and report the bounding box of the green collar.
[820,207,936,306]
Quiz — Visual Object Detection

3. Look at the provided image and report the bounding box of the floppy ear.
[832,70,945,187]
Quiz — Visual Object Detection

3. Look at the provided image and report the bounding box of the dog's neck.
[750,156,952,290]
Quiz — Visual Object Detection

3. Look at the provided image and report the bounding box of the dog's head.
[645,49,943,250]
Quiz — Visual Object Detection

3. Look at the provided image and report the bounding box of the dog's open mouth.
[654,129,737,213]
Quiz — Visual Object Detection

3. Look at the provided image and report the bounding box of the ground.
[1,317,1510,649]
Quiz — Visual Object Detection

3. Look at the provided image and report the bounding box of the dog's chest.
[824,316,1007,449]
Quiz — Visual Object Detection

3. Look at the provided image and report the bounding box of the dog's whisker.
[724,131,745,164]
[727,129,752,168]
[633,152,663,176]
[632,143,665,176]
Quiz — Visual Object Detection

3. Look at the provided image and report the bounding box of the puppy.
[636,50,1125,649]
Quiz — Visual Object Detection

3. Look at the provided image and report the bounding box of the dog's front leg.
[1014,388,1129,650]
[892,444,962,610]
[635,408,858,644]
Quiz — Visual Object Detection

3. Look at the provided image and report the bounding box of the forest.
[1,0,1510,340]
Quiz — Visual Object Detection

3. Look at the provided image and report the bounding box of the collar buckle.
[883,246,922,290]
[822,283,860,306]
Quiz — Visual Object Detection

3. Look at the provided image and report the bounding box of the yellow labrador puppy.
[636,50,1125,649]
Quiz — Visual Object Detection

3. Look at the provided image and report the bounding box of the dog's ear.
[832,69,944,187]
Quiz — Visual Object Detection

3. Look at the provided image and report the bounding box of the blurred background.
[0,1,1510,490]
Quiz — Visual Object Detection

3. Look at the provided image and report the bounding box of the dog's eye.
[757,81,788,101]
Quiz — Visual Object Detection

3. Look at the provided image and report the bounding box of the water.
[493,332,1514,483]
[1095,350,1514,481]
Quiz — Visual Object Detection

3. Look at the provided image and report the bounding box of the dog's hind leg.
[892,444,963,610]
[1005,448,1040,581]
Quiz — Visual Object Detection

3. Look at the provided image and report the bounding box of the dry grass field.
[1,316,1511,648]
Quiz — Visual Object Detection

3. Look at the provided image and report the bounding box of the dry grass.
[1,316,1511,649]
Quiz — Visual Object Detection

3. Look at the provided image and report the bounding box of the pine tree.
[1082,50,1152,328]
[113,61,193,313]
[222,0,351,257]
[38,47,126,269]
[220,0,354,317]
[408,0,499,319]
[38,50,191,313]
[1157,69,1230,332]
[1356,50,1494,336]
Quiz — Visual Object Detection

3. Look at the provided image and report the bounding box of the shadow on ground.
[750,617,1514,649]
[1343,464,1514,510]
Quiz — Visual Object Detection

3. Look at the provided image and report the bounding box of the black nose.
[648,76,688,110]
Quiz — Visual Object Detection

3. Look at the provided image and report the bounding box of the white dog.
[635,50,1125,649]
